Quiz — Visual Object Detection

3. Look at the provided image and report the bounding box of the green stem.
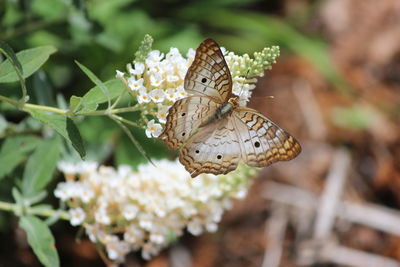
[0,95,141,116]
[0,200,69,220]
[109,114,155,166]
[24,103,68,114]
[110,114,140,128]
[0,95,68,114]
[110,88,127,109]
[81,106,141,116]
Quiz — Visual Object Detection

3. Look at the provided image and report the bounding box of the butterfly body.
[160,39,301,178]
[201,96,239,127]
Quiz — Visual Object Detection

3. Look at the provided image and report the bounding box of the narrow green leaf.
[69,95,82,112]
[0,135,41,180]
[66,117,85,158]
[77,78,125,114]
[0,41,23,73]
[19,216,59,267]
[0,41,27,100]
[0,46,57,83]
[75,60,111,108]
[21,136,61,196]
[29,110,86,159]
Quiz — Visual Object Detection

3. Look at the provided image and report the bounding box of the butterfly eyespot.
[217,155,222,159]
[255,141,260,148]
[182,132,186,136]
[181,113,186,116]
[195,150,200,154]
[201,78,207,83]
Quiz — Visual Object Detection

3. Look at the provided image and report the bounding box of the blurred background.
[1,0,400,266]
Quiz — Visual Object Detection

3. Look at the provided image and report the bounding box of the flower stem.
[0,95,68,115]
[0,200,70,220]
[0,95,141,116]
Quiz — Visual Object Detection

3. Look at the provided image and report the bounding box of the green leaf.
[77,79,125,114]
[19,216,59,267]
[69,95,82,112]
[0,41,23,74]
[66,117,85,158]
[75,60,111,108]
[0,46,57,83]
[29,110,86,159]
[21,136,61,197]
[0,135,41,180]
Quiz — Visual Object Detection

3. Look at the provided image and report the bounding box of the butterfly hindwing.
[184,39,232,102]
[179,116,242,177]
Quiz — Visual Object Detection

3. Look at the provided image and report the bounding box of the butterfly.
[159,39,301,178]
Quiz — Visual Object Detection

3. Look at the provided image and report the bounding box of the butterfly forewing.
[160,96,220,149]
[184,39,232,102]
[233,107,301,167]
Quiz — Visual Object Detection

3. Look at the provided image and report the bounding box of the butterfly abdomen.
[200,101,234,127]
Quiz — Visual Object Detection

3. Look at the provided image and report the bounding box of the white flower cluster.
[55,160,254,262]
[115,41,279,138]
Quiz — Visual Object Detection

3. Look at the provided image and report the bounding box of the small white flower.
[175,85,187,99]
[156,105,169,123]
[149,89,165,103]
[149,233,166,244]
[148,50,164,61]
[150,72,164,87]
[54,183,70,201]
[104,235,130,261]
[78,185,95,203]
[54,181,78,201]
[57,161,78,175]
[115,70,124,78]
[128,77,144,91]
[95,207,111,225]
[166,47,181,59]
[165,88,177,102]
[129,62,145,75]
[220,47,227,55]
[85,224,103,242]
[122,204,139,220]
[186,48,196,60]
[69,207,86,226]
[141,242,161,260]
[187,218,203,236]
[137,92,151,104]
[166,74,179,83]
[235,188,248,199]
[139,213,154,230]
[124,225,144,243]
[145,120,162,138]
[146,50,164,69]
[206,222,218,232]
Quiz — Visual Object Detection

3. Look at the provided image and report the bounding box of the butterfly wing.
[232,107,301,168]
[185,38,233,102]
[179,115,242,178]
[159,96,220,150]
